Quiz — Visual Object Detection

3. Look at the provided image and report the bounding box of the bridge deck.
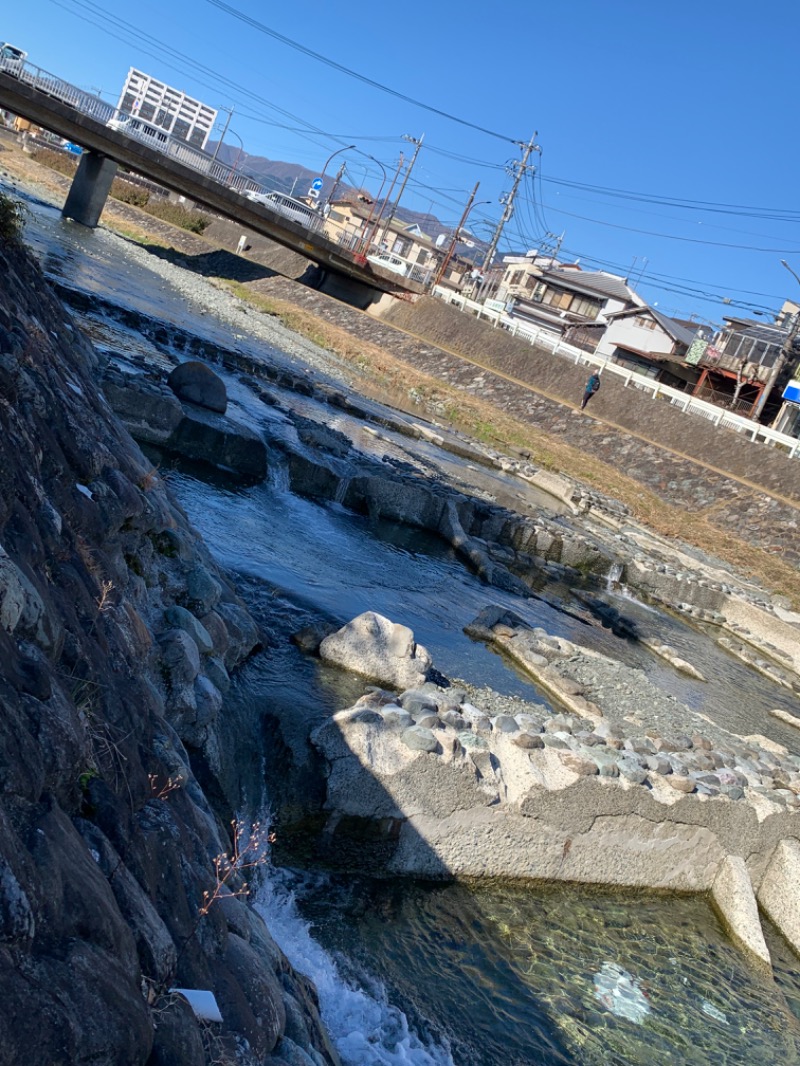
[0,72,424,297]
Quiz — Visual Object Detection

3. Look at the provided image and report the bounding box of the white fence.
[432,286,800,459]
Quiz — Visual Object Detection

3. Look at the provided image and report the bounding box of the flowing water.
[10,179,800,1064]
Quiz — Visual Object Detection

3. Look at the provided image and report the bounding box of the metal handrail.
[432,286,800,459]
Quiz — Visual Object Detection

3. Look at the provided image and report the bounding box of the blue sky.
[4,0,800,325]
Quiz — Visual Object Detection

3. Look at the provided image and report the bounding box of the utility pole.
[434,181,480,289]
[378,133,424,247]
[753,259,800,421]
[325,161,347,208]
[360,152,403,254]
[482,133,540,273]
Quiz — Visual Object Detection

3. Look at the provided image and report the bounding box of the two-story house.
[499,257,644,334]
[688,315,795,417]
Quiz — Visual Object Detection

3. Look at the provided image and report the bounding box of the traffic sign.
[310,177,324,191]
[307,188,320,199]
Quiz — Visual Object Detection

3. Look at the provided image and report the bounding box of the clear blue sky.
[4,0,800,326]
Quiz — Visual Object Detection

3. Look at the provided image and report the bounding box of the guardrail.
[432,286,800,459]
[1,56,114,122]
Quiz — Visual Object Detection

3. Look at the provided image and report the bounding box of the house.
[688,315,796,417]
[593,306,700,388]
[498,256,643,334]
[323,200,471,286]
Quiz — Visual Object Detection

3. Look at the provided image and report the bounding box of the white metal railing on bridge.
[1,55,114,123]
[432,286,800,459]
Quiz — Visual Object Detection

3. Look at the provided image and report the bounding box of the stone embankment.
[0,235,336,1064]
[305,611,800,972]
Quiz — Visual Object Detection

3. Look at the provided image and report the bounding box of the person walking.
[581,371,601,410]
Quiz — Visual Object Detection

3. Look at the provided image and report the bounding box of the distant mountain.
[210,142,485,258]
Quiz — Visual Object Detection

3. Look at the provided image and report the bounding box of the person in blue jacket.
[581,371,601,410]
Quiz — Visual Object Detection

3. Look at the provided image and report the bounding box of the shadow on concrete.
[137,242,278,284]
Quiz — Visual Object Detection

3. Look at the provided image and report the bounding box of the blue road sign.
[311,177,324,191]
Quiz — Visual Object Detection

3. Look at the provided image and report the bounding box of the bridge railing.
[431,286,800,459]
[1,56,114,123]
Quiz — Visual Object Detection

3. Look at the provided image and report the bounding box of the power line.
[541,204,800,254]
[542,175,800,222]
[203,0,520,145]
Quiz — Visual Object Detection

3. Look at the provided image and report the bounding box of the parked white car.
[367,251,408,276]
[243,190,318,228]
[107,114,169,148]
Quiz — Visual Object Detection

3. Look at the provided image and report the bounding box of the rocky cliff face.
[0,233,335,1064]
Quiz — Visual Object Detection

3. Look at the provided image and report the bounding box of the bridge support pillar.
[62,151,118,228]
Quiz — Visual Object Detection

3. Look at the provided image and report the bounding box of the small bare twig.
[96,579,114,613]
[199,820,273,916]
[148,773,183,801]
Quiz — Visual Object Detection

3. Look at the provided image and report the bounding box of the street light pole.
[226,129,244,179]
[361,151,404,255]
[319,144,356,207]
[210,106,233,163]
[752,259,800,421]
[325,161,347,207]
[354,153,387,254]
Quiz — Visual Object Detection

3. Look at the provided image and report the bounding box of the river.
[9,176,800,1064]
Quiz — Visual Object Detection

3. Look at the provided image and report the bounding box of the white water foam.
[254,871,454,1066]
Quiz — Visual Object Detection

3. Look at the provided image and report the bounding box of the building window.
[570,295,601,318]
[541,288,572,310]
[634,315,657,330]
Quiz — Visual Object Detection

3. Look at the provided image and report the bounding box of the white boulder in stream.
[319,610,433,690]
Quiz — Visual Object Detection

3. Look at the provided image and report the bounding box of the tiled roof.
[648,308,698,347]
[542,269,640,303]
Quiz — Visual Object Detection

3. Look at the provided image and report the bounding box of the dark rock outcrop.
[0,234,335,1064]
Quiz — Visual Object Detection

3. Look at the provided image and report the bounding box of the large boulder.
[319,611,433,690]
[167,360,228,413]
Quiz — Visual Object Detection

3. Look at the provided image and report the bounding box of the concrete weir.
[299,611,800,973]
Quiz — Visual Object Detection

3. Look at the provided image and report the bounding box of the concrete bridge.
[0,70,423,305]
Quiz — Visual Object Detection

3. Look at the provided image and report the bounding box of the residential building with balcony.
[498,255,643,334]
[688,315,798,417]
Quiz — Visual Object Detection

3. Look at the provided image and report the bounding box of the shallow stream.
[10,178,800,1064]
